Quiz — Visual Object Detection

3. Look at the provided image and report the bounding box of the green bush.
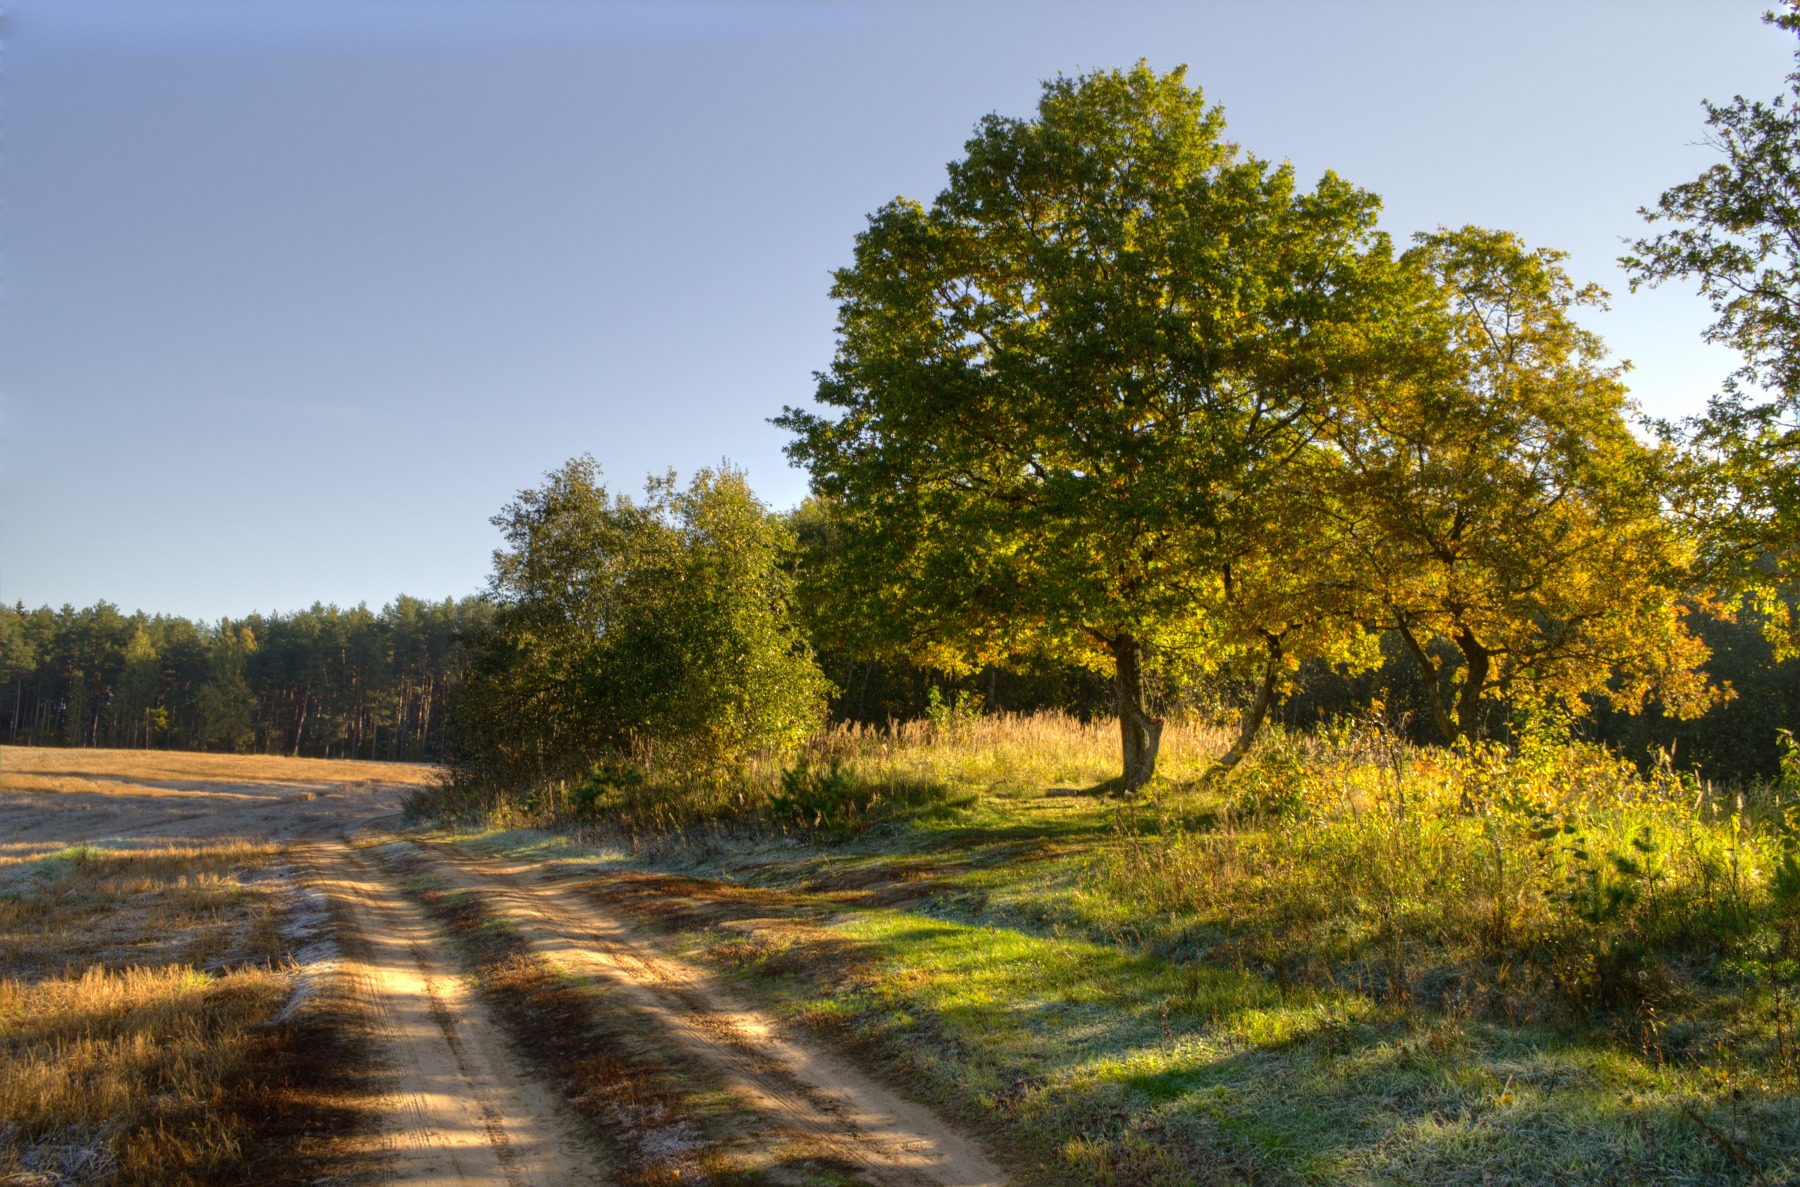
[447,457,829,794]
[569,758,646,819]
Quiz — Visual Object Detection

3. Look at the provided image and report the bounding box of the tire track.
[405,842,1005,1187]
[300,841,606,1186]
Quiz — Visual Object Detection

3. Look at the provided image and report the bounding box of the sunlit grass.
[418,711,1800,1181]
[0,963,290,1184]
[671,900,1800,1184]
[0,841,332,1184]
[0,842,286,980]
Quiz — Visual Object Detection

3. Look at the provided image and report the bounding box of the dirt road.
[0,748,1004,1186]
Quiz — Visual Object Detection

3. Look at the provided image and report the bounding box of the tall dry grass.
[0,842,339,1184]
[417,709,1238,835]
[804,709,1234,790]
[0,964,289,1184]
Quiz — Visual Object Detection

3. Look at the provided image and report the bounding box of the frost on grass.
[0,843,361,1184]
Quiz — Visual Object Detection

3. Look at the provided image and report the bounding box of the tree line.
[0,596,490,760]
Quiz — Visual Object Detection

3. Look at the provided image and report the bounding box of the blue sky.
[6,0,1792,620]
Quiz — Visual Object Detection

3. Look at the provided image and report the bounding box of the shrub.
[1103,722,1794,1020]
[447,458,829,793]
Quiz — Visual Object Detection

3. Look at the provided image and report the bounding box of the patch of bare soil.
[401,843,1005,1187]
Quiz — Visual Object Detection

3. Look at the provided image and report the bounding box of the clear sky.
[6,0,1793,621]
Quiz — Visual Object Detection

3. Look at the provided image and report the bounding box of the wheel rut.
[300,841,605,1185]
[406,842,1006,1187]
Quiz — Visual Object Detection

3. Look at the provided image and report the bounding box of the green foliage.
[1096,722,1800,1021]
[1775,849,1800,911]
[450,457,828,793]
[568,758,646,819]
[1625,3,1800,657]
[1335,227,1715,742]
[1223,733,1309,821]
[197,626,258,753]
[768,760,869,833]
[778,62,1394,786]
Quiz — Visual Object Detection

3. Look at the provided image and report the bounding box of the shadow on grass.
[763,910,1794,1184]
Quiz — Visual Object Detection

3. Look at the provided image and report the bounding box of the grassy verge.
[0,844,381,1185]
[420,713,1800,1184]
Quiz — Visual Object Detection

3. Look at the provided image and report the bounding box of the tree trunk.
[1452,627,1492,740]
[1394,616,1493,744]
[1210,637,1283,776]
[1109,633,1163,793]
[292,689,310,756]
[1394,615,1458,744]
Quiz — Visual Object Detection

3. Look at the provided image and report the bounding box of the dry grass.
[0,841,378,1185]
[806,710,1233,791]
[0,843,286,980]
[0,964,289,1185]
[425,710,1237,836]
[0,744,440,795]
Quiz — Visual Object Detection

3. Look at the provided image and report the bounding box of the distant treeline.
[0,597,490,760]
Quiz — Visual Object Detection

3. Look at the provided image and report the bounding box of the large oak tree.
[778,64,1391,789]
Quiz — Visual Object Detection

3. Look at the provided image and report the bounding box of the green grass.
[421,713,1800,1184]
[728,910,1795,1184]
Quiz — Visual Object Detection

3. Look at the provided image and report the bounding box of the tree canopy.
[779,62,1393,788]
[1332,228,1717,741]
[1624,2,1800,656]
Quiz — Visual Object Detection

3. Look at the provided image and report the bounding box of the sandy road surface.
[2,748,600,1185]
[404,842,1005,1187]
[0,748,1005,1187]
